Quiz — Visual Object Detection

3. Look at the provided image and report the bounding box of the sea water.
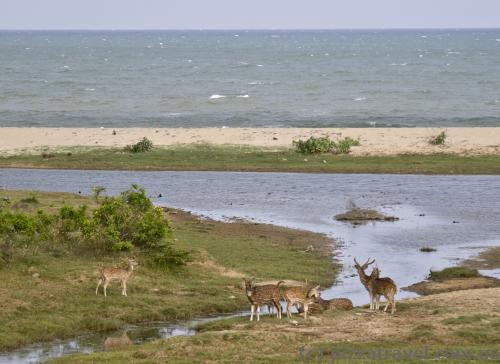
[1,29,500,127]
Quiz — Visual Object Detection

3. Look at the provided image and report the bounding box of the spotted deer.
[354,258,397,314]
[370,267,397,314]
[244,279,284,321]
[299,297,353,314]
[283,284,321,320]
[96,257,138,297]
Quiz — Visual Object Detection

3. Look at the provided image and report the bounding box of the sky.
[1,0,500,30]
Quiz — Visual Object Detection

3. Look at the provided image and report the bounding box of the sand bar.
[1,127,499,156]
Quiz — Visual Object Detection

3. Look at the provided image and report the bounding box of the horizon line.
[1,27,500,31]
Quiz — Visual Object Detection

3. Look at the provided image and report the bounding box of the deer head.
[353,257,376,275]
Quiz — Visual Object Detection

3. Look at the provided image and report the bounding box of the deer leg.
[96,279,102,295]
[122,281,127,296]
[103,280,109,297]
[369,293,374,310]
[304,304,309,321]
[275,300,282,320]
[376,295,381,310]
[286,301,293,320]
[250,305,255,321]
[257,305,261,321]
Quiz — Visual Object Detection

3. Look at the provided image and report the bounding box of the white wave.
[209,94,226,99]
[247,81,263,85]
[354,97,366,101]
[390,62,408,66]
[237,94,249,98]
[84,88,96,91]
[257,64,264,67]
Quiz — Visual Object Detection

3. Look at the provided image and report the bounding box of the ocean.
[1,29,499,128]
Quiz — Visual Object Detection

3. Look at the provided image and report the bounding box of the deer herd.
[243,257,397,321]
[95,256,396,322]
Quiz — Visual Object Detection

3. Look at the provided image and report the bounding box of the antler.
[354,257,359,266]
[365,258,376,267]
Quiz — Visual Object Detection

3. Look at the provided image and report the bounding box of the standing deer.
[96,257,138,297]
[244,279,284,321]
[354,258,397,314]
[283,284,321,320]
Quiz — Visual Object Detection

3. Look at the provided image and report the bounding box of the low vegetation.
[293,136,360,154]
[2,145,500,174]
[429,131,447,146]
[419,247,437,253]
[51,286,500,363]
[0,188,337,351]
[334,208,398,222]
[428,266,481,281]
[124,137,154,153]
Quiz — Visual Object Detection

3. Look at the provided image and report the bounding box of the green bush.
[429,131,447,145]
[293,136,360,154]
[148,245,191,270]
[293,136,335,154]
[124,137,154,153]
[334,137,360,154]
[0,185,188,266]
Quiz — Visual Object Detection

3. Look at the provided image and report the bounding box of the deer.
[283,284,321,320]
[244,279,284,321]
[96,257,138,297]
[298,297,353,314]
[353,258,397,314]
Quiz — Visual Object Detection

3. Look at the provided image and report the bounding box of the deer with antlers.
[354,258,397,314]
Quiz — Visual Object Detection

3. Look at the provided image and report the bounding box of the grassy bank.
[51,287,500,363]
[2,145,500,174]
[0,189,337,351]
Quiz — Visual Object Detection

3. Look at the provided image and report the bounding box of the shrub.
[293,136,360,154]
[124,137,154,153]
[334,137,360,154]
[0,185,182,259]
[148,245,191,270]
[429,131,447,145]
[293,136,334,154]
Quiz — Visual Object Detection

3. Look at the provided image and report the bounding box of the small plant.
[333,137,360,154]
[293,136,360,154]
[420,246,437,253]
[124,137,154,153]
[91,186,106,205]
[293,136,335,154]
[429,131,447,145]
[19,193,39,204]
[41,152,56,159]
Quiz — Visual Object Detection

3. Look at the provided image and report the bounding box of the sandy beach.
[1,127,499,156]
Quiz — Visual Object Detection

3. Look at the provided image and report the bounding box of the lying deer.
[244,279,283,321]
[283,284,321,320]
[96,257,138,297]
[354,258,397,314]
[298,297,353,314]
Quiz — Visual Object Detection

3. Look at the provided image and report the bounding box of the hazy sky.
[2,0,500,30]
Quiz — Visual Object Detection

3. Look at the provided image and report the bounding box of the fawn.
[96,257,138,297]
[244,279,284,321]
[283,284,321,320]
[354,258,397,314]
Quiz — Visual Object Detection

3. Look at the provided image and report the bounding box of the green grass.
[2,145,500,174]
[428,266,481,281]
[0,189,338,351]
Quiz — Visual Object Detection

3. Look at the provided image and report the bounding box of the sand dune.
[1,127,499,155]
